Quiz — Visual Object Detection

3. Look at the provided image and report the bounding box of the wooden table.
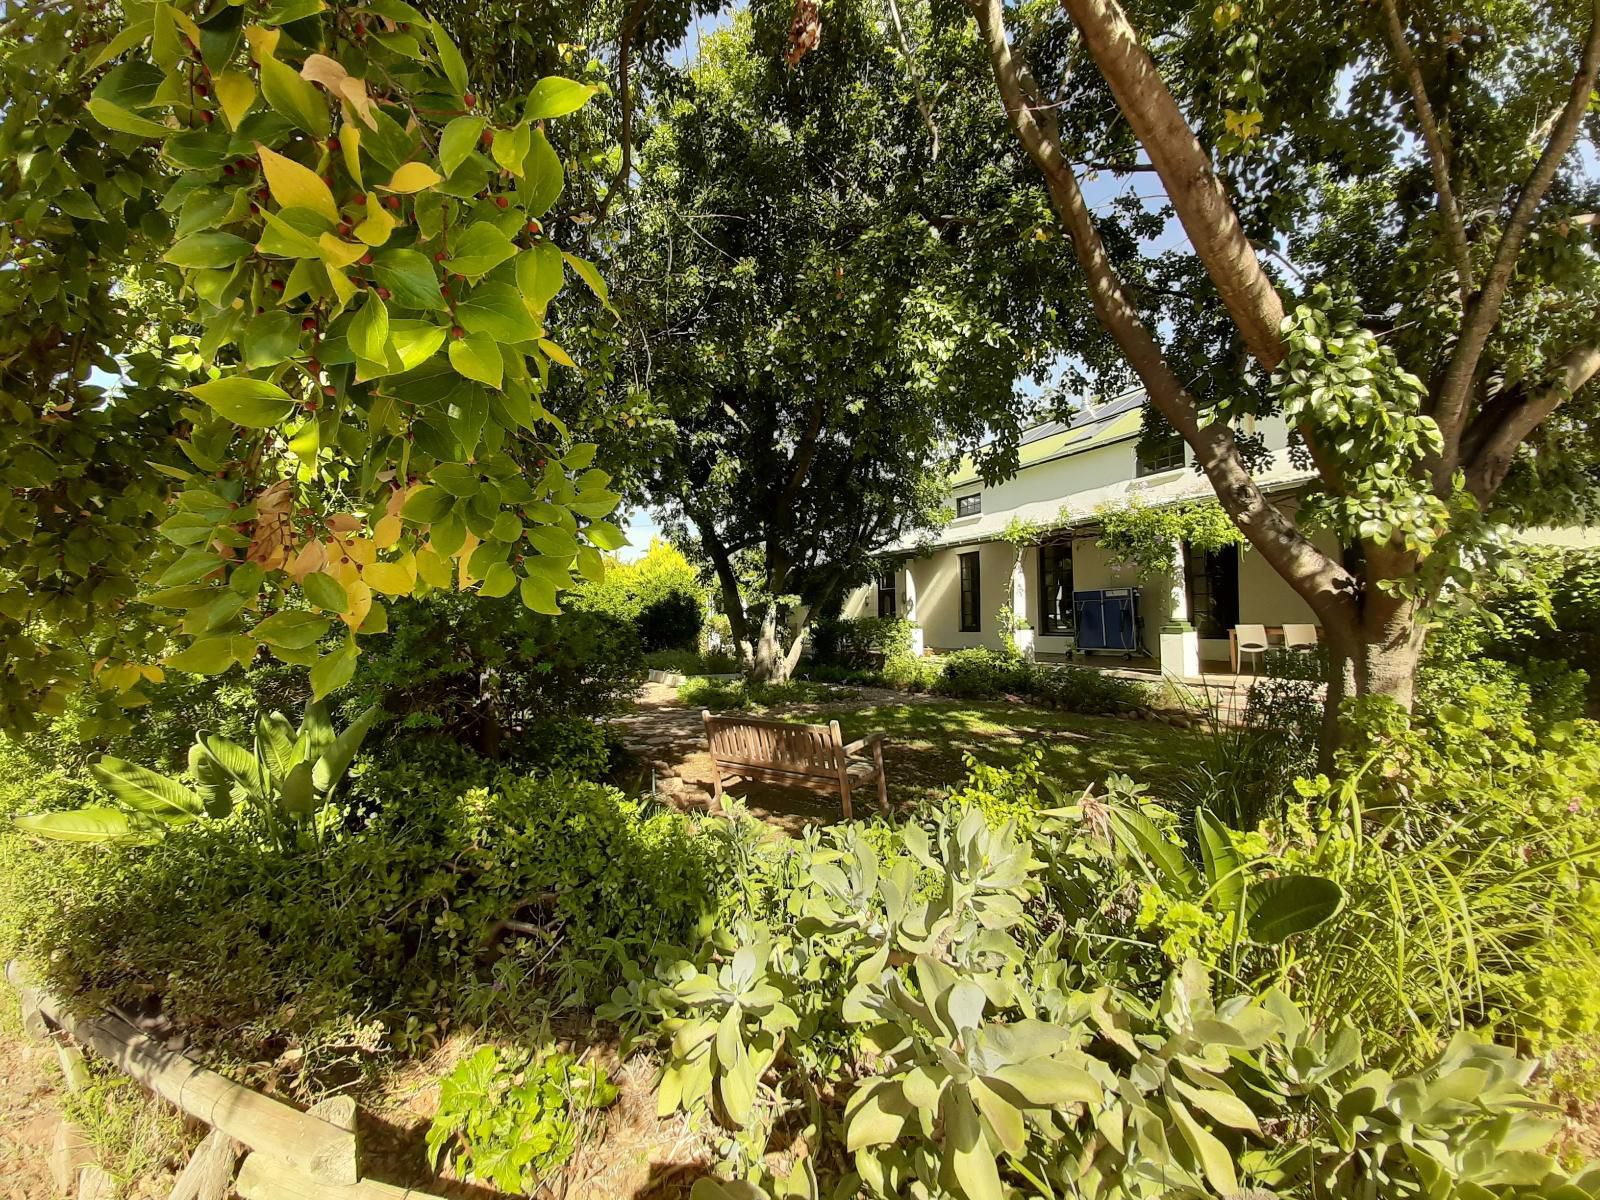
[1228,625,1322,673]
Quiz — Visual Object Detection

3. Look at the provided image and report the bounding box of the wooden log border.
[6,960,449,1199]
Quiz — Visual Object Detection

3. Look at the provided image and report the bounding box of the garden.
[4,0,1600,1198]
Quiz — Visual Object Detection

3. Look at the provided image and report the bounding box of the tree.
[948,0,1600,745]
[0,0,643,734]
[622,0,1097,679]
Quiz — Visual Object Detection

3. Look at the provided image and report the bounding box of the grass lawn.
[780,699,1210,810]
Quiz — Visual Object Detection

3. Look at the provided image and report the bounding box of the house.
[840,390,1594,679]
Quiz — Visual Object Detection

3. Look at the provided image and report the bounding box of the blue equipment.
[1071,587,1143,656]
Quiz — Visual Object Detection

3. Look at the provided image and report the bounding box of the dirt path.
[0,998,65,1200]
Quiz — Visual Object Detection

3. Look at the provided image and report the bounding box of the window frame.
[958,551,981,632]
[955,492,982,518]
[1039,539,1074,635]
[876,569,897,618]
[1183,541,1240,639]
[1136,433,1186,477]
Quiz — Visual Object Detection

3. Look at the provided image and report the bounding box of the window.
[955,492,982,517]
[1184,542,1240,639]
[876,570,897,618]
[1039,540,1074,635]
[1137,432,1185,476]
[959,552,981,632]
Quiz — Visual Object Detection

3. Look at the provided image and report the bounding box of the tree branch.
[596,0,651,222]
[1431,0,1600,455]
[967,0,1355,629]
[886,0,940,160]
[1461,337,1600,503]
[1378,0,1473,308]
[1058,0,1287,370]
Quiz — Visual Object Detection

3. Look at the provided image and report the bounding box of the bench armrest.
[843,733,885,757]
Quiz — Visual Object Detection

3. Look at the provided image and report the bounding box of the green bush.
[644,648,744,675]
[808,615,915,669]
[349,593,644,760]
[426,1045,617,1194]
[0,772,721,1082]
[572,538,708,652]
[926,647,1148,713]
[677,676,855,711]
[603,782,1598,1198]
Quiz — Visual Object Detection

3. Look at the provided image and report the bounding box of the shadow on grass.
[780,701,1209,810]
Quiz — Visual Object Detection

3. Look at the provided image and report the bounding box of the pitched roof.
[949,388,1148,488]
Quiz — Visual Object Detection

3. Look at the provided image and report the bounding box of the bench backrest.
[702,711,843,778]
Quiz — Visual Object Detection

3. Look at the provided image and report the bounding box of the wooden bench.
[701,710,887,819]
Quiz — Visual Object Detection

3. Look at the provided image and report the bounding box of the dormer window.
[955,493,981,517]
[1137,432,1185,476]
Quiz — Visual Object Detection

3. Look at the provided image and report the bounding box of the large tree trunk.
[1316,585,1426,770]
[750,603,812,682]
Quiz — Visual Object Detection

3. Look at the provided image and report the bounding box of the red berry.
[495,195,508,209]
[307,358,321,373]
[195,82,209,97]
[463,91,476,107]
[386,196,401,210]
[526,219,542,235]
[304,400,318,412]
[451,326,465,339]
[434,251,447,262]
[337,223,351,236]
[323,384,337,397]
[328,137,340,151]
[322,175,334,187]
[360,252,373,265]
[302,317,317,331]
[269,279,285,291]
[376,287,391,300]
[481,129,493,146]
[200,111,214,124]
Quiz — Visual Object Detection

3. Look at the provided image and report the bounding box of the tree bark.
[1316,577,1425,769]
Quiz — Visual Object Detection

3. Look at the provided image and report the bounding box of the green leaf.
[91,757,204,823]
[374,248,448,311]
[87,98,170,138]
[523,127,563,217]
[13,808,140,844]
[445,222,517,278]
[519,572,560,614]
[944,1090,1004,1200]
[1108,804,1199,895]
[302,570,350,614]
[1170,1096,1239,1195]
[165,230,251,269]
[430,20,468,95]
[1244,874,1345,944]
[1196,808,1245,911]
[312,703,382,792]
[517,240,564,309]
[561,252,613,312]
[310,639,357,699]
[585,521,628,552]
[439,116,485,177]
[524,76,597,121]
[253,610,330,649]
[456,282,541,343]
[240,312,303,369]
[259,54,328,137]
[165,635,238,674]
[491,121,530,177]
[528,525,579,557]
[187,378,296,428]
[403,485,455,523]
[448,333,503,388]
[349,293,391,366]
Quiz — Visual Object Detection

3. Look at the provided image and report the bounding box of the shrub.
[0,773,720,1082]
[643,648,743,675]
[927,647,1148,713]
[677,676,853,711]
[933,646,1032,697]
[349,593,644,758]
[572,538,707,651]
[808,615,914,669]
[601,784,1597,1198]
[426,1045,617,1194]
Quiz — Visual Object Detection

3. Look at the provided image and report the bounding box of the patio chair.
[1283,623,1319,652]
[1235,622,1270,674]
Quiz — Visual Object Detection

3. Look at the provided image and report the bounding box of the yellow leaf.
[341,124,363,189]
[538,338,576,368]
[243,24,281,57]
[372,513,402,549]
[299,52,349,90]
[257,143,338,224]
[214,70,256,130]
[383,162,443,194]
[339,579,374,629]
[338,77,379,131]
[343,538,377,566]
[416,547,452,589]
[354,193,395,246]
[318,233,367,268]
[286,541,327,582]
[328,266,358,309]
[139,664,166,684]
[168,5,201,47]
[365,554,415,596]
